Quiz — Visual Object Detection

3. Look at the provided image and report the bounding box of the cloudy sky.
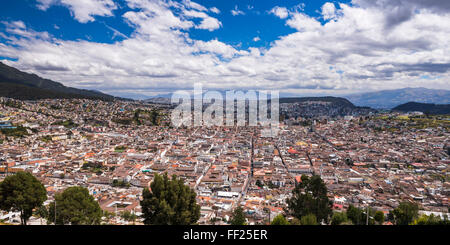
[1,0,449,99]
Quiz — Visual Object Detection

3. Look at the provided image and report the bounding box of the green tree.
[331,211,348,225]
[392,202,419,225]
[230,206,246,225]
[300,213,318,225]
[48,186,102,225]
[347,205,364,225]
[411,214,445,225]
[271,214,289,225]
[141,173,200,225]
[121,210,138,224]
[285,175,332,224]
[0,171,47,225]
[374,211,385,225]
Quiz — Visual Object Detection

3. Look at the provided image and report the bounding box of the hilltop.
[0,62,119,101]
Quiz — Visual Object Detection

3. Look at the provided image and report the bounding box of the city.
[1,97,448,225]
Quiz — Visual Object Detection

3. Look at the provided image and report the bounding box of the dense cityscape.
[0,97,448,225]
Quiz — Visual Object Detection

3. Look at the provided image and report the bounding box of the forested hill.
[392,102,450,115]
[0,62,119,101]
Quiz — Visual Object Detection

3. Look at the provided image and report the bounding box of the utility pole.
[366,205,369,225]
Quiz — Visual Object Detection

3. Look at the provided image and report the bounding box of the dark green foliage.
[286,175,332,224]
[391,202,419,225]
[0,126,29,137]
[0,171,47,225]
[331,211,348,225]
[112,179,130,188]
[47,186,102,225]
[230,206,246,225]
[346,205,376,225]
[0,62,117,101]
[393,102,450,115]
[255,179,264,188]
[140,173,200,225]
[120,210,138,223]
[374,211,385,225]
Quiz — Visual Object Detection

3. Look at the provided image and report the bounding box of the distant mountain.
[345,87,450,109]
[0,62,119,101]
[392,102,450,115]
[279,96,375,118]
[279,96,356,107]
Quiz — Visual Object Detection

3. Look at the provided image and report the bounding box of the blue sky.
[0,0,449,99]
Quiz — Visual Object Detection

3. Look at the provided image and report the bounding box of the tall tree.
[141,173,200,225]
[374,211,385,225]
[392,202,419,225]
[48,186,102,225]
[285,175,332,224]
[230,206,246,225]
[0,171,47,225]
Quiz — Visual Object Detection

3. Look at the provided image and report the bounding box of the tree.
[141,173,200,225]
[34,205,49,225]
[120,210,138,224]
[230,206,246,225]
[411,214,445,225]
[285,175,332,224]
[392,202,419,225]
[374,211,385,225]
[331,211,348,225]
[300,213,318,225]
[346,205,364,225]
[0,171,47,225]
[271,214,289,225]
[48,186,102,225]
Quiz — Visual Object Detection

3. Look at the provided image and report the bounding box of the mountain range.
[0,62,118,101]
[345,87,450,109]
[392,102,450,115]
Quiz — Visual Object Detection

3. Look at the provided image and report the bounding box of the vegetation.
[271,214,289,225]
[81,161,104,174]
[374,211,385,225]
[230,206,246,225]
[393,102,450,115]
[300,213,318,225]
[112,179,130,188]
[286,175,332,224]
[140,173,200,225]
[411,214,450,225]
[0,62,116,101]
[331,211,348,225]
[0,126,29,137]
[0,171,47,225]
[114,145,127,153]
[390,202,419,225]
[48,186,103,225]
[51,119,78,129]
[120,210,138,224]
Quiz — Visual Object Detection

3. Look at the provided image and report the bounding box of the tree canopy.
[140,173,200,225]
[230,206,246,225]
[48,186,102,225]
[391,202,419,225]
[271,214,290,225]
[0,171,47,225]
[285,175,332,224]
